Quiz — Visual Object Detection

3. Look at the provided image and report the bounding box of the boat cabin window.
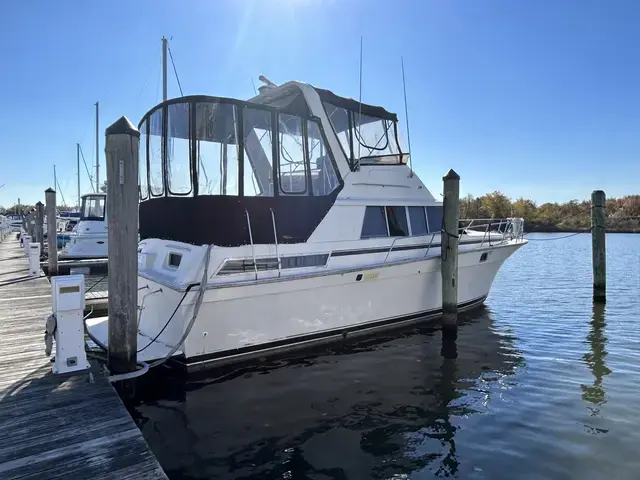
[386,206,408,237]
[81,195,105,221]
[361,205,443,239]
[426,206,443,233]
[408,206,427,235]
[361,207,388,238]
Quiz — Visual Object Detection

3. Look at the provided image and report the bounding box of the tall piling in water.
[441,169,460,335]
[105,116,140,377]
[591,190,606,303]
[45,188,58,275]
[35,201,44,253]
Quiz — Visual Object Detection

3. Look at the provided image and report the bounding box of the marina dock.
[0,240,166,479]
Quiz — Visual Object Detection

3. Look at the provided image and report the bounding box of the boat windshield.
[315,87,408,169]
[138,97,341,200]
[322,102,407,167]
[81,195,105,221]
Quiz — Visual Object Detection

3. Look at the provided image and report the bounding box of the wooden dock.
[41,257,109,276]
[0,240,167,479]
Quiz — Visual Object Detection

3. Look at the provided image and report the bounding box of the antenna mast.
[95,101,100,191]
[357,36,363,169]
[162,36,168,101]
[77,143,81,209]
[401,57,414,177]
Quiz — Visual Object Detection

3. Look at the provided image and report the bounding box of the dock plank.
[0,240,166,480]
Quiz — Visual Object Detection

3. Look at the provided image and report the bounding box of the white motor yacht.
[59,193,108,259]
[0,215,12,239]
[87,81,526,368]
[6,214,23,233]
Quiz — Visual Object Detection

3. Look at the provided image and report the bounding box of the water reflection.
[581,302,611,415]
[131,308,523,479]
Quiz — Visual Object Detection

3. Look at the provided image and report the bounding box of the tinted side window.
[426,206,443,234]
[361,207,388,238]
[385,206,408,236]
[408,206,427,235]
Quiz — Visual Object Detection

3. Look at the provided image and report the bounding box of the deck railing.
[459,217,525,247]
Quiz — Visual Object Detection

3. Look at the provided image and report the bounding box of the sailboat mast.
[77,143,81,210]
[162,36,168,101]
[95,101,99,192]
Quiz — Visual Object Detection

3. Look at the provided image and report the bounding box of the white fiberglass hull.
[87,240,524,368]
[59,234,108,260]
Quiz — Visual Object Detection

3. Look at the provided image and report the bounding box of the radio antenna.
[401,56,414,177]
[356,36,363,169]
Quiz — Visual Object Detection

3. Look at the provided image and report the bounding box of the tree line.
[3,190,640,232]
[461,192,640,232]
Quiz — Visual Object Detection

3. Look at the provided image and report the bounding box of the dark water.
[129,233,640,479]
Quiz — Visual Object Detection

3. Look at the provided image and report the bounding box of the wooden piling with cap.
[441,169,460,333]
[45,188,58,275]
[591,190,606,303]
[105,116,140,376]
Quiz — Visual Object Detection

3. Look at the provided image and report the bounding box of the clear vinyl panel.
[307,120,340,196]
[166,102,192,196]
[148,107,164,196]
[195,102,239,196]
[243,107,274,197]
[277,114,308,195]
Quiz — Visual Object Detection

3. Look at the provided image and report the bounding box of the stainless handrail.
[244,208,258,280]
[424,232,437,257]
[383,237,400,264]
[270,208,281,277]
[459,217,526,244]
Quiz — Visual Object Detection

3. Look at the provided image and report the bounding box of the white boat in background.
[88,79,526,368]
[6,214,23,233]
[0,215,12,239]
[59,193,108,259]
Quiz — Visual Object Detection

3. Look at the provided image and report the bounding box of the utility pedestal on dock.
[45,188,58,275]
[591,190,606,303]
[105,116,140,379]
[35,200,44,254]
[441,169,460,335]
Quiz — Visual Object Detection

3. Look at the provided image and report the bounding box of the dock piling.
[45,188,58,275]
[591,190,606,303]
[25,209,34,238]
[35,200,44,253]
[441,169,460,335]
[105,116,140,377]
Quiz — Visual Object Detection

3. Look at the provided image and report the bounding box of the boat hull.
[86,240,524,368]
[59,234,108,260]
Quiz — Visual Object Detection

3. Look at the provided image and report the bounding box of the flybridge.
[250,81,408,169]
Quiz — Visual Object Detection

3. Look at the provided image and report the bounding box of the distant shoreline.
[525,225,640,234]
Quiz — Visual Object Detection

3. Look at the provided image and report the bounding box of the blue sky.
[2,0,640,207]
